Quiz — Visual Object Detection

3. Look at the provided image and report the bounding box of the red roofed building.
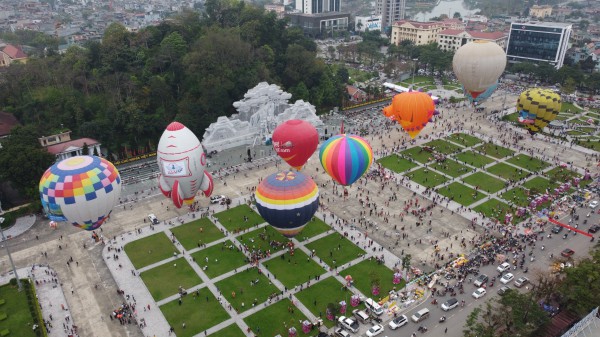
[0,44,28,67]
[391,19,465,46]
[39,131,102,161]
[437,30,507,52]
[0,112,20,139]
[346,85,366,102]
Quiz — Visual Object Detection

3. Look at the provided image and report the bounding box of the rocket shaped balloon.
[157,122,214,208]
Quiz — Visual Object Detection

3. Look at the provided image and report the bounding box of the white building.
[437,30,507,52]
[295,0,341,14]
[506,21,572,69]
[376,0,405,30]
[355,15,383,32]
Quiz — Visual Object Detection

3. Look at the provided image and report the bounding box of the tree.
[558,248,600,316]
[463,302,499,337]
[498,290,549,336]
[82,142,89,156]
[453,12,462,18]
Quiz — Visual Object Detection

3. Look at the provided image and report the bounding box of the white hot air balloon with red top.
[157,122,214,208]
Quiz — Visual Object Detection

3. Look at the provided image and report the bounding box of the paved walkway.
[0,214,36,241]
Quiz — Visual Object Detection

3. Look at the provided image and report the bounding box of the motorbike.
[524,268,528,273]
[418,326,428,333]
[431,299,438,305]
[439,316,446,323]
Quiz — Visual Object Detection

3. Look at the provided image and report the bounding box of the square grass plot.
[436,182,485,206]
[244,299,311,337]
[214,204,264,233]
[305,233,365,268]
[171,218,225,251]
[499,187,531,207]
[376,154,418,173]
[216,269,280,313]
[454,150,495,168]
[487,163,529,181]
[264,250,325,289]
[446,133,482,147]
[140,257,203,301]
[191,240,247,278]
[462,172,506,194]
[217,324,247,337]
[473,199,517,223]
[544,167,581,184]
[474,143,514,159]
[400,147,432,164]
[125,232,177,269]
[406,167,448,188]
[295,276,351,328]
[506,154,550,172]
[422,139,464,153]
[0,284,38,337]
[237,226,289,254]
[340,259,402,298]
[160,289,229,337]
[298,217,331,241]
[429,159,470,178]
[522,177,559,194]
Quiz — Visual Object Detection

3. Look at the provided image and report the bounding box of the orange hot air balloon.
[383,91,437,138]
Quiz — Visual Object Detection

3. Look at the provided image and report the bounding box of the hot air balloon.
[255,171,319,237]
[383,91,437,138]
[272,120,319,170]
[157,122,214,208]
[463,82,499,103]
[319,134,373,186]
[39,155,121,231]
[453,40,506,102]
[517,88,562,134]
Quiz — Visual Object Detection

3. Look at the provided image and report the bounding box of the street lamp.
[0,212,22,291]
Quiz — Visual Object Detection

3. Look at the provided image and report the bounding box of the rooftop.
[0,112,20,137]
[46,137,100,155]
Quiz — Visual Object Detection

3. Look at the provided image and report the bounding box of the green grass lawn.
[217,324,247,337]
[429,159,470,178]
[376,154,418,173]
[577,138,600,151]
[561,102,582,113]
[462,172,506,194]
[567,130,586,136]
[170,218,225,251]
[505,154,550,172]
[436,182,486,206]
[295,276,351,328]
[190,241,247,278]
[446,133,482,147]
[244,299,311,337]
[125,232,177,269]
[454,150,495,168]
[406,167,449,188]
[214,204,265,233]
[422,139,464,153]
[474,143,514,159]
[544,167,583,185]
[0,283,40,337]
[160,289,229,337]
[473,199,519,223]
[340,259,403,298]
[575,127,597,134]
[555,113,574,120]
[140,257,203,301]
[237,226,290,253]
[486,163,530,181]
[306,233,365,268]
[499,187,531,207]
[298,217,332,241]
[264,250,325,289]
[216,268,280,313]
[400,147,432,164]
[522,177,559,194]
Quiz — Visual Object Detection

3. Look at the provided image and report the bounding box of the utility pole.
[0,204,22,291]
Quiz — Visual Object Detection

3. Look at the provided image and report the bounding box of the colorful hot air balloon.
[453,40,506,102]
[272,120,319,170]
[39,156,121,231]
[517,88,562,134]
[319,134,373,186]
[463,81,499,103]
[255,171,319,237]
[383,91,436,138]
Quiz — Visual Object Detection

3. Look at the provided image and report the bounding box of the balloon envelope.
[383,91,436,138]
[255,171,319,237]
[39,156,121,231]
[453,40,506,101]
[319,134,373,186]
[517,88,562,134]
[272,120,319,170]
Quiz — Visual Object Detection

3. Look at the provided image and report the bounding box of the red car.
[561,248,575,258]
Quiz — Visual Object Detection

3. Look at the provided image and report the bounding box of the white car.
[388,315,408,329]
[496,262,511,273]
[441,298,459,311]
[472,288,487,299]
[210,195,226,204]
[500,273,514,284]
[590,200,598,208]
[338,316,359,333]
[366,324,384,337]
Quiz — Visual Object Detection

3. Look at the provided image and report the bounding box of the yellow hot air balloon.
[517,89,562,134]
[452,40,506,102]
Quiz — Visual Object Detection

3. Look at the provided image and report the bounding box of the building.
[346,85,366,102]
[286,12,349,38]
[390,19,464,46]
[295,0,341,14]
[264,4,285,19]
[0,112,20,139]
[0,44,28,67]
[506,21,572,69]
[39,130,102,161]
[437,30,507,52]
[529,5,552,19]
[355,15,383,32]
[376,0,406,30]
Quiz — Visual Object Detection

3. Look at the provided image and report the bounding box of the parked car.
[441,298,459,311]
[472,288,487,299]
[496,262,511,273]
[334,328,350,337]
[561,248,575,257]
[366,324,384,337]
[514,277,529,288]
[147,214,159,225]
[474,274,488,287]
[411,308,430,323]
[338,316,359,333]
[589,200,598,208]
[551,226,563,234]
[500,273,515,284]
[388,315,408,329]
[589,225,600,233]
[498,286,512,296]
[210,195,227,204]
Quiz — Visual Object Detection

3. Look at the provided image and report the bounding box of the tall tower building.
[376,0,406,30]
[296,0,341,14]
[506,21,572,69]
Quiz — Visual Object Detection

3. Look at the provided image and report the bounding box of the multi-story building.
[390,19,464,46]
[355,15,383,32]
[376,0,406,30]
[437,30,507,52]
[286,11,350,38]
[295,0,341,14]
[529,5,552,19]
[506,21,572,69]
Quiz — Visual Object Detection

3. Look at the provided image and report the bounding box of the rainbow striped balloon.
[255,171,319,238]
[319,134,373,186]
